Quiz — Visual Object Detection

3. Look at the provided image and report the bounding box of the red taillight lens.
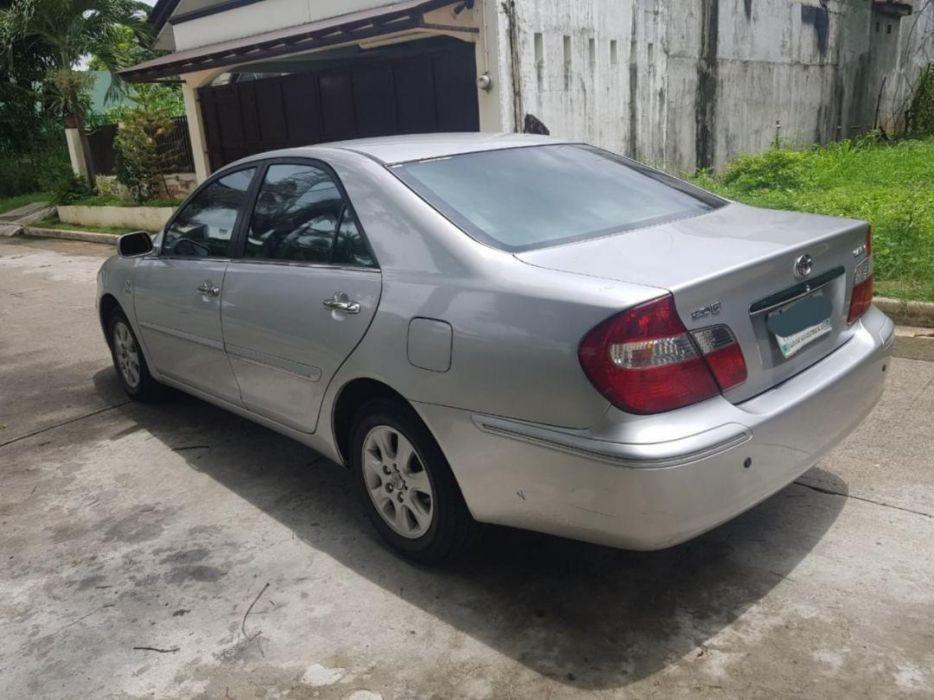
[848,275,873,324]
[691,325,748,390]
[848,228,873,324]
[578,295,747,414]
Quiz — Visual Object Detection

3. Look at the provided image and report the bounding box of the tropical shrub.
[719,148,810,193]
[114,98,178,202]
[49,173,93,205]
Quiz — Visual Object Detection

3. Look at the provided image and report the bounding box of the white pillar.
[65,128,91,180]
[475,0,508,132]
[181,75,212,183]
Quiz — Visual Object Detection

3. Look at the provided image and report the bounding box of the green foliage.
[88,82,185,129]
[49,173,94,205]
[67,194,181,207]
[0,0,152,184]
[906,64,934,137]
[720,148,810,193]
[0,146,71,197]
[694,138,934,302]
[0,5,67,194]
[0,159,43,197]
[114,95,180,202]
[1,0,150,117]
[36,157,77,193]
[0,11,58,155]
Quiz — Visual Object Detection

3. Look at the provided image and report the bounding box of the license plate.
[767,294,833,359]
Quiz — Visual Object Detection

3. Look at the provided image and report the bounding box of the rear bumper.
[415,307,894,550]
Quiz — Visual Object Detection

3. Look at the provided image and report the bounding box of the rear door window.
[392,144,724,251]
[245,163,375,267]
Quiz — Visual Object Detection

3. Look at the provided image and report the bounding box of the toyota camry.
[97,134,893,562]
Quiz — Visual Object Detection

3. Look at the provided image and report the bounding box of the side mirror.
[118,231,153,257]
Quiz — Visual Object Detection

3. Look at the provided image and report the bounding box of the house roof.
[148,0,180,34]
[128,0,470,82]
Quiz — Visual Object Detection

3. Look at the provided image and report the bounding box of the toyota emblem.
[794,254,814,279]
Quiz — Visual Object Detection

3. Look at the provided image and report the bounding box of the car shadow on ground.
[92,369,847,691]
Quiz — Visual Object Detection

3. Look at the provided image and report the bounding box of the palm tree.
[0,0,150,185]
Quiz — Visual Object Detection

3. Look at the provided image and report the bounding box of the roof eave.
[124,0,467,83]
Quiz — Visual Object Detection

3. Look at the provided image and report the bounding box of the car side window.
[245,163,375,267]
[163,168,255,258]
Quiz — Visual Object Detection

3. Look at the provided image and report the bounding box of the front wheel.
[108,310,162,401]
[350,398,479,563]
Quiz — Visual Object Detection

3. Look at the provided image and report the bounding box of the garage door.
[199,41,479,170]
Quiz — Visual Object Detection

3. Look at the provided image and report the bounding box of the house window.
[610,39,618,66]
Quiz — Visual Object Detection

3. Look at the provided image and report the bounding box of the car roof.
[229,133,569,169]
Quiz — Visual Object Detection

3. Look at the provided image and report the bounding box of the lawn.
[691,137,934,302]
[0,192,49,215]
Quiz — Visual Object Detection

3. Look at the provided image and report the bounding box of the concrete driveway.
[1,237,932,699]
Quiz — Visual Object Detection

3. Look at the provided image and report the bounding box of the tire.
[350,397,479,563]
[107,309,162,401]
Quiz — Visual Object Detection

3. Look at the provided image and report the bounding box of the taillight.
[578,294,747,415]
[691,325,748,390]
[847,227,873,324]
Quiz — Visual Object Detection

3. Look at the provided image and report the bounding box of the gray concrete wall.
[871,2,934,133]
[505,0,934,172]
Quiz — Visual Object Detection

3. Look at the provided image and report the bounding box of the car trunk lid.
[516,202,870,403]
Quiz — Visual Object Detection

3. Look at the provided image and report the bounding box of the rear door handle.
[197,281,220,297]
[323,293,360,315]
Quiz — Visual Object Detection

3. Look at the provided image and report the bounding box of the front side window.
[163,168,255,257]
[392,144,724,251]
[245,163,374,267]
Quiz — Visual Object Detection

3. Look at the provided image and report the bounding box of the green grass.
[0,192,49,215]
[33,216,130,236]
[691,136,934,302]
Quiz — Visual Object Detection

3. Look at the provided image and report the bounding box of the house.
[107,0,932,184]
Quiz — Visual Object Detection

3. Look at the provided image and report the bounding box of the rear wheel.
[108,310,162,401]
[350,398,478,563]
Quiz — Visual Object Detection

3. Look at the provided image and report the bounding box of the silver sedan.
[97,134,893,562]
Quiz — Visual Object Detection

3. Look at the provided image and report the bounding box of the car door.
[133,167,257,403]
[221,160,381,433]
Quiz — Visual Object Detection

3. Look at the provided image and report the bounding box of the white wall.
[502,0,932,172]
[172,0,403,50]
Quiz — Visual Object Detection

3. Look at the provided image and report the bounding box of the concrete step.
[0,201,51,222]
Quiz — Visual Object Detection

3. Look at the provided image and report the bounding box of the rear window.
[392,144,723,251]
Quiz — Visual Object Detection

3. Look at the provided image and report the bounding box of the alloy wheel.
[113,320,141,389]
[362,425,434,539]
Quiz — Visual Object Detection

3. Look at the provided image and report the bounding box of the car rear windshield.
[392,144,724,251]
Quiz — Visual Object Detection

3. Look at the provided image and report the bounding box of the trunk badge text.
[794,254,814,279]
[691,301,722,320]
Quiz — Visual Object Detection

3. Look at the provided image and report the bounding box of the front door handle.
[197,281,220,297]
[323,292,360,315]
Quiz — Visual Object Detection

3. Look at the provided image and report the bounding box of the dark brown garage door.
[199,41,479,170]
